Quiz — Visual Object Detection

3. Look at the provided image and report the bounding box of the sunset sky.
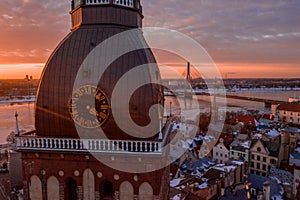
[0,0,299,79]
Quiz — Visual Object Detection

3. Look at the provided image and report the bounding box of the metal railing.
[16,137,162,154]
[113,0,134,8]
[85,0,110,5]
[85,0,134,8]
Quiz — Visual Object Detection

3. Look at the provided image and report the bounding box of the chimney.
[220,173,226,196]
[245,181,251,200]
[263,181,271,200]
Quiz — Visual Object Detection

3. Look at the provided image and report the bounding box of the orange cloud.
[0,0,299,79]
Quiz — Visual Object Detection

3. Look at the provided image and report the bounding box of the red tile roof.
[262,114,274,120]
[278,104,300,112]
[227,116,257,127]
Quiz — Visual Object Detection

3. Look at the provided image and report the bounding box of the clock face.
[69,85,110,128]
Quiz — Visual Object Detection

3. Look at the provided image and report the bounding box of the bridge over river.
[164,90,293,108]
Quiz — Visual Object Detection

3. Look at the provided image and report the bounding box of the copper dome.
[35,1,163,140]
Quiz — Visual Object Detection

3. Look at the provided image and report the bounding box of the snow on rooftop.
[272,196,283,200]
[194,136,203,141]
[201,177,208,182]
[265,129,280,140]
[172,123,180,131]
[270,176,281,184]
[231,160,244,166]
[179,185,186,189]
[238,122,244,126]
[213,164,236,172]
[191,170,201,176]
[170,178,184,187]
[203,135,215,142]
[241,141,251,149]
[198,182,208,189]
[171,194,182,200]
[208,161,216,165]
[253,134,262,139]
[186,139,192,145]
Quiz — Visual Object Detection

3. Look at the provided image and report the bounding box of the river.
[0,89,299,144]
[0,103,34,144]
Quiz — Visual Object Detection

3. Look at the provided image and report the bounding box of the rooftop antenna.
[15,111,19,136]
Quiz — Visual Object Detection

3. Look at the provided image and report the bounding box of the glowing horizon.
[0,63,44,79]
[0,0,299,79]
[0,62,299,80]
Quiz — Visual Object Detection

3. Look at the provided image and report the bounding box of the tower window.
[67,178,77,200]
[103,181,114,198]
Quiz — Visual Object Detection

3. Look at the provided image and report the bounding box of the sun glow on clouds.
[0,0,299,79]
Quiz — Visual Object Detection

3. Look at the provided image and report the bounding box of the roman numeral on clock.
[99,112,107,119]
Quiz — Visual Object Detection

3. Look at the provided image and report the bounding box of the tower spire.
[186,62,191,83]
[15,112,19,136]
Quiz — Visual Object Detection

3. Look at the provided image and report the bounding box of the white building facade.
[272,104,300,124]
[229,134,251,163]
[213,139,230,164]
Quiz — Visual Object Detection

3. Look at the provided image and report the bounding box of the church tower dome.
[35,0,163,140]
[18,2,170,199]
